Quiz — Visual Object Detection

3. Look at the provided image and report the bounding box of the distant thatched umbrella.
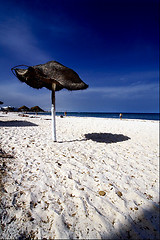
[0,101,3,105]
[18,105,30,112]
[11,61,88,141]
[30,106,44,112]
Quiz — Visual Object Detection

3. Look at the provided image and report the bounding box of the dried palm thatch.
[11,61,88,141]
[18,105,30,112]
[11,61,88,91]
[30,106,44,112]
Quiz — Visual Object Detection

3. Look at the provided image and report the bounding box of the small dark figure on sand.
[119,113,123,119]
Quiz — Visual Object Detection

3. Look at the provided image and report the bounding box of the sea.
[33,112,159,121]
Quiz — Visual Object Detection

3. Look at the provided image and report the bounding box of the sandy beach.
[0,112,159,239]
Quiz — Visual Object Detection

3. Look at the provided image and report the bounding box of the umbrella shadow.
[58,139,85,143]
[59,133,130,144]
[84,133,130,143]
[0,120,38,127]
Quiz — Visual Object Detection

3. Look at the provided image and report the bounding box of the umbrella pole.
[51,83,56,141]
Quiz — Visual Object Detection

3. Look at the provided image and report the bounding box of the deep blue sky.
[0,0,159,112]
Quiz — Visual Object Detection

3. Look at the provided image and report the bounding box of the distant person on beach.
[64,112,67,117]
[119,113,123,119]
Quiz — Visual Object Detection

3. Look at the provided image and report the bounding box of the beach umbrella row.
[11,61,88,141]
[18,105,44,112]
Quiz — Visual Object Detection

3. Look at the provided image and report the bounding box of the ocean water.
[34,112,159,121]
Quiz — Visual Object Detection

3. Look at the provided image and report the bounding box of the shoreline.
[0,111,159,121]
[0,111,159,122]
[0,112,159,239]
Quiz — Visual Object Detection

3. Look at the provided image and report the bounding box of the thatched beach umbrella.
[18,105,29,112]
[30,106,44,112]
[11,61,88,141]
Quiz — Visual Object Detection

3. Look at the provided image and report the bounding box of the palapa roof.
[11,61,88,91]
[30,106,44,112]
[18,105,30,111]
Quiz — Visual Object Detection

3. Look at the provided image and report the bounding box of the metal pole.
[51,83,56,141]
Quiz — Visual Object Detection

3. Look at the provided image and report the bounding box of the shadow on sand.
[85,133,130,143]
[8,202,160,239]
[0,120,38,127]
[59,133,130,144]
[102,204,160,239]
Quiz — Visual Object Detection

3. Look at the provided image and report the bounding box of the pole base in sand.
[51,83,57,142]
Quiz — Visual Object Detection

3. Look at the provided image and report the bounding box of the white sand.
[0,112,159,239]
